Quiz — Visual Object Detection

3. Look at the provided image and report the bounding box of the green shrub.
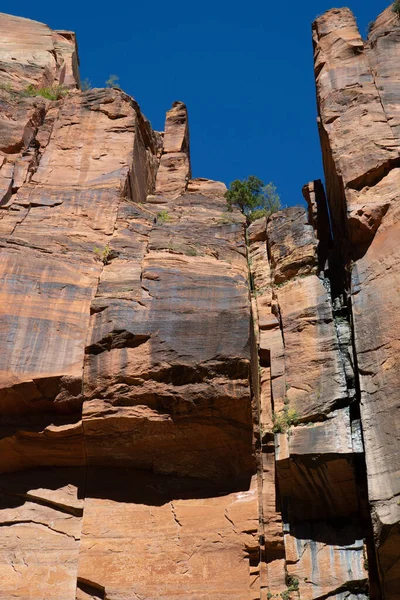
[23,84,69,100]
[157,210,172,224]
[367,21,375,34]
[81,78,92,91]
[94,243,112,265]
[272,407,299,433]
[225,176,281,221]
[105,74,120,88]
[393,0,400,16]
[286,575,299,592]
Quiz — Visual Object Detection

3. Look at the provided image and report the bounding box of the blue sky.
[3,0,390,207]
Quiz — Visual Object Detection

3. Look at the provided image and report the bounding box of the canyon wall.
[0,6,398,600]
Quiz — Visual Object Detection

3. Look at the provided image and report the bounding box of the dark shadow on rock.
[83,467,253,506]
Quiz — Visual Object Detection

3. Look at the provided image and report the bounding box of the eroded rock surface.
[0,13,257,600]
[314,5,400,598]
[0,6,399,600]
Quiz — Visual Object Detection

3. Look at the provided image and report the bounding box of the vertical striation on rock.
[247,206,370,600]
[0,13,258,599]
[0,5,399,600]
[313,5,400,598]
[155,101,191,198]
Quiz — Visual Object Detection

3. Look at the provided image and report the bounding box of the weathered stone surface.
[0,13,79,91]
[368,7,400,143]
[0,468,83,600]
[275,274,348,420]
[351,202,400,597]
[267,207,317,284]
[248,207,370,598]
[155,101,191,198]
[1,7,399,600]
[285,522,368,600]
[275,409,360,521]
[82,189,253,481]
[313,8,399,192]
[314,6,400,598]
[77,470,259,600]
[187,177,226,197]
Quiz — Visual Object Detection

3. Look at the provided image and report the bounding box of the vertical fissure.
[314,178,382,600]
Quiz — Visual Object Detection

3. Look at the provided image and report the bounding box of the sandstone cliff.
[0,6,398,600]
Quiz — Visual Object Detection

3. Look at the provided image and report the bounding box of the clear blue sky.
[3,0,390,207]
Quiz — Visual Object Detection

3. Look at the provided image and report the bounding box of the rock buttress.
[313,5,400,598]
[0,13,259,600]
[247,208,370,600]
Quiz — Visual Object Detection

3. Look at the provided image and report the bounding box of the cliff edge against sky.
[0,6,398,600]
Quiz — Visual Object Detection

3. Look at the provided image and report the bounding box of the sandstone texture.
[248,207,370,600]
[0,12,257,599]
[0,6,399,600]
[314,5,400,598]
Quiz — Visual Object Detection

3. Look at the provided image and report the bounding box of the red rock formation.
[0,13,257,599]
[314,6,400,598]
[0,5,399,600]
[248,208,369,600]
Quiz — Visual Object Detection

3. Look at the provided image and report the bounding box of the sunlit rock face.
[313,6,400,598]
[0,5,399,600]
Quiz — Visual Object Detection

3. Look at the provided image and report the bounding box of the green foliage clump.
[23,84,69,100]
[279,575,300,600]
[81,78,92,91]
[157,210,172,224]
[94,243,112,265]
[286,575,299,592]
[367,21,375,34]
[225,176,280,222]
[105,74,120,88]
[393,0,400,16]
[272,407,299,433]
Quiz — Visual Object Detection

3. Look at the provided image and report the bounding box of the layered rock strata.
[0,5,399,600]
[0,13,258,599]
[314,7,400,598]
[247,208,369,600]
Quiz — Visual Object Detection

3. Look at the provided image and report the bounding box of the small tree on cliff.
[393,0,400,17]
[225,176,281,222]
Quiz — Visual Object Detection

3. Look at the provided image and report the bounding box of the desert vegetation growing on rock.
[157,209,172,224]
[23,84,69,100]
[225,176,281,222]
[105,74,120,88]
[94,243,112,265]
[272,407,299,433]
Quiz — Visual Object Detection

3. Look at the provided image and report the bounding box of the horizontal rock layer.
[314,5,400,598]
[0,5,399,600]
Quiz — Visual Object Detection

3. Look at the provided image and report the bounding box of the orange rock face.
[248,208,369,600]
[0,13,258,600]
[0,6,399,600]
[314,5,400,598]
